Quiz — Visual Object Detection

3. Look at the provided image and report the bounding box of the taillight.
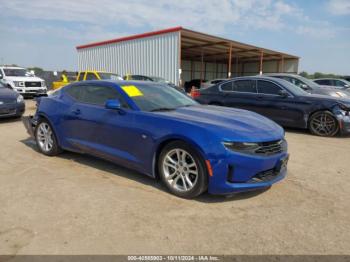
[190,89,201,98]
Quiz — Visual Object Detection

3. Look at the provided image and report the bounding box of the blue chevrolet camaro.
[24,80,289,198]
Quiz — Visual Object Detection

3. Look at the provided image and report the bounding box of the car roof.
[0,66,25,69]
[71,79,166,87]
[314,78,345,81]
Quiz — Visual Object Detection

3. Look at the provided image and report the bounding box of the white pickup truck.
[0,66,47,97]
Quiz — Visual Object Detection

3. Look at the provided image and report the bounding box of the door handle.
[72,109,81,115]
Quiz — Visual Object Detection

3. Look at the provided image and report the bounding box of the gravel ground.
[0,99,349,255]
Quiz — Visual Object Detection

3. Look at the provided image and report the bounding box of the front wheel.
[309,111,339,137]
[35,119,62,156]
[158,141,208,198]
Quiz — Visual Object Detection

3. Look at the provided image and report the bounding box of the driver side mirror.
[105,99,122,110]
[278,90,289,98]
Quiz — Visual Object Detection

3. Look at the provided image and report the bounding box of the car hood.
[0,88,18,99]
[156,105,284,142]
[310,86,350,98]
[299,93,350,106]
[4,76,44,82]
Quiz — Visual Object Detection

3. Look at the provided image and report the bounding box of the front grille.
[254,140,284,155]
[25,81,41,87]
[0,108,16,115]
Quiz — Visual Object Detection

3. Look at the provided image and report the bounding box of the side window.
[78,72,85,81]
[66,85,83,100]
[79,85,129,108]
[220,81,233,91]
[232,80,257,93]
[316,79,331,86]
[257,80,283,95]
[85,73,98,80]
[334,80,346,87]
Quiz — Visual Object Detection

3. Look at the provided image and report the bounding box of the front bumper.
[0,103,25,118]
[337,114,350,135]
[22,115,36,138]
[208,151,289,195]
[15,88,47,96]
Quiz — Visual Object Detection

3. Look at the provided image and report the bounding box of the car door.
[61,83,147,170]
[220,79,261,112]
[256,80,305,127]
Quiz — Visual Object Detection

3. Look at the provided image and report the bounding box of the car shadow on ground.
[284,127,350,139]
[0,117,22,124]
[20,137,270,203]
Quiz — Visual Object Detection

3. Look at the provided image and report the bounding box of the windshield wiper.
[150,107,176,112]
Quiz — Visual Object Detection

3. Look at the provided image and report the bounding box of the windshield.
[123,83,198,112]
[3,69,34,77]
[99,73,123,81]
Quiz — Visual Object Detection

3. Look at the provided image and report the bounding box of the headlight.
[223,142,260,152]
[41,81,46,87]
[16,95,24,103]
[13,81,25,87]
[331,92,347,98]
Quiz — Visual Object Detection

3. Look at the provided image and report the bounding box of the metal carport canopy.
[76,26,299,82]
[179,27,299,76]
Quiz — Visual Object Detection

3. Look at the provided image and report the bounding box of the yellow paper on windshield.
[121,85,143,97]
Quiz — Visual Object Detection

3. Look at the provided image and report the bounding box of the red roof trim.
[76,26,183,50]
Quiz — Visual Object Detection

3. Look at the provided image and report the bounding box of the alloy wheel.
[310,112,338,136]
[162,149,199,192]
[37,122,54,152]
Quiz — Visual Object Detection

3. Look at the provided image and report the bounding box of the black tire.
[309,111,339,137]
[35,118,62,156]
[158,141,208,198]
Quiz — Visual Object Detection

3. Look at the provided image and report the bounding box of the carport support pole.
[200,49,204,84]
[281,56,285,73]
[228,44,232,78]
[259,50,264,75]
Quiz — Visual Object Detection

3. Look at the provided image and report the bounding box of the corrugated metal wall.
[77,32,180,84]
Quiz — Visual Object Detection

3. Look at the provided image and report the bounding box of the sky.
[0,0,349,74]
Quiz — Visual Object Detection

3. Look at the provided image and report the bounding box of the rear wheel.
[309,111,339,137]
[158,141,208,198]
[35,119,62,156]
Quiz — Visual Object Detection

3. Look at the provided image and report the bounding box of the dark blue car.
[23,80,288,198]
[0,82,25,118]
[195,76,350,137]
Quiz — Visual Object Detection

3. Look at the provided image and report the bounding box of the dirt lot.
[0,99,349,255]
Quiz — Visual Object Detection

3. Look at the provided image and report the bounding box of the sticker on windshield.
[121,85,143,97]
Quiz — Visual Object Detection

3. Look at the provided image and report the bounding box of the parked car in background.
[0,82,25,118]
[266,73,350,98]
[201,79,228,89]
[149,76,177,88]
[23,80,288,198]
[314,78,350,90]
[195,76,350,137]
[123,74,153,81]
[52,71,123,90]
[0,66,47,97]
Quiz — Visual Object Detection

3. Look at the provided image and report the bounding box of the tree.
[299,71,309,78]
